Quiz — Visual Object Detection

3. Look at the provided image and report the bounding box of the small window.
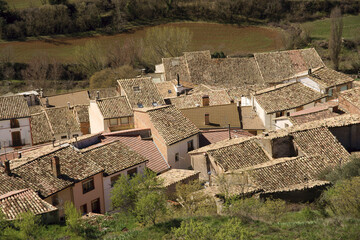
[286,112,290,116]
[110,174,120,187]
[175,153,179,162]
[127,168,137,178]
[61,135,67,139]
[10,119,20,128]
[340,85,348,92]
[168,89,172,93]
[137,103,143,108]
[133,86,140,92]
[187,140,194,152]
[91,198,101,214]
[152,102,158,107]
[80,204,88,215]
[328,88,334,97]
[120,117,129,124]
[82,178,95,194]
[110,118,118,126]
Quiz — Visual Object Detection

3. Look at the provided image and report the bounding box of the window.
[133,86,140,92]
[152,102,158,107]
[82,178,95,194]
[286,112,290,116]
[137,103,143,108]
[276,111,284,118]
[127,168,138,178]
[110,118,118,126]
[187,140,194,152]
[168,89,172,93]
[61,135,67,139]
[91,198,101,214]
[110,174,120,187]
[10,119,20,128]
[120,117,129,124]
[175,153,179,162]
[340,85,348,92]
[80,204,87,215]
[328,88,334,97]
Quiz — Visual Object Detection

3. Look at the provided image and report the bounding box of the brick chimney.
[205,113,210,125]
[202,95,209,107]
[4,160,11,176]
[52,156,61,178]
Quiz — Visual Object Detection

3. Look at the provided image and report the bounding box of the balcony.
[108,123,134,132]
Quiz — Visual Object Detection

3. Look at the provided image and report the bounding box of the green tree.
[15,211,40,240]
[64,202,82,235]
[135,190,166,225]
[172,219,213,240]
[321,156,360,183]
[329,6,343,70]
[215,218,251,240]
[141,26,193,69]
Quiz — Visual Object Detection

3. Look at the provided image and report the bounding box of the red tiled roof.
[199,129,253,147]
[104,135,169,174]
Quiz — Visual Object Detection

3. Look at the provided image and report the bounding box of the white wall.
[155,64,165,73]
[275,118,293,129]
[89,101,105,134]
[103,163,146,212]
[253,98,270,129]
[0,118,32,153]
[299,76,324,93]
[241,97,251,106]
[167,134,199,169]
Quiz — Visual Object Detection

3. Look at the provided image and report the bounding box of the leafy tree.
[141,26,193,69]
[322,176,360,218]
[135,190,166,225]
[111,174,139,212]
[329,6,343,70]
[15,211,40,240]
[64,202,82,235]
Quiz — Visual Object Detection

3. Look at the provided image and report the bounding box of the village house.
[338,87,360,114]
[9,145,105,219]
[82,140,147,212]
[0,95,32,154]
[117,77,165,109]
[189,114,360,201]
[252,82,327,130]
[134,105,200,169]
[89,96,134,133]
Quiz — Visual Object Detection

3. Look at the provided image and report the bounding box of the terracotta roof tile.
[309,67,353,88]
[156,80,178,99]
[199,129,253,147]
[74,105,89,123]
[0,95,30,120]
[30,112,54,145]
[157,169,200,187]
[88,88,119,100]
[45,107,81,135]
[0,189,57,220]
[96,96,133,119]
[289,109,339,125]
[340,87,360,109]
[0,173,31,196]
[171,90,231,109]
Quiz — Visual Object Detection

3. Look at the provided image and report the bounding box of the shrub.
[64,202,82,235]
[15,211,40,240]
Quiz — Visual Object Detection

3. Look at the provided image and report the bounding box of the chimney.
[177,74,180,86]
[4,160,11,176]
[96,91,100,100]
[46,97,49,107]
[67,102,71,109]
[202,95,209,107]
[52,156,61,178]
[205,113,210,125]
[308,68,312,75]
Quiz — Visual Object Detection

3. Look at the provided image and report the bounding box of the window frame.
[187,140,194,152]
[10,119,20,128]
[175,153,179,162]
[91,198,101,214]
[82,178,95,194]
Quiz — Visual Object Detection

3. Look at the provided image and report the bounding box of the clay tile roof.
[146,105,199,145]
[88,88,119,100]
[82,141,147,176]
[41,91,90,107]
[156,80,178,99]
[199,129,253,147]
[0,189,57,220]
[96,96,133,119]
[0,174,31,196]
[254,48,324,83]
[118,77,165,108]
[254,82,326,113]
[207,138,270,172]
[340,87,360,109]
[29,105,43,115]
[30,112,54,145]
[247,156,332,192]
[11,146,103,198]
[171,90,232,109]
[289,109,339,125]
[0,95,30,120]
[157,169,200,187]
[309,67,353,88]
[45,107,81,135]
[74,105,89,123]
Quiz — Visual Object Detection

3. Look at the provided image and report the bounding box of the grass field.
[302,14,360,40]
[0,22,284,63]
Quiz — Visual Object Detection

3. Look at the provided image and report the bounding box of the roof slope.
[254,48,324,83]
[0,173,31,196]
[41,91,90,107]
[12,146,103,198]
[156,80,178,99]
[207,139,270,172]
[82,141,147,176]
[147,106,199,145]
[0,95,30,120]
[88,88,119,100]
[199,129,253,147]
[96,96,133,119]
[157,169,200,187]
[0,189,57,220]
[30,112,54,145]
[74,105,89,123]
[254,82,325,113]
[118,77,165,108]
[289,109,339,125]
[45,107,81,135]
[309,67,353,88]
[340,87,360,109]
[171,90,231,109]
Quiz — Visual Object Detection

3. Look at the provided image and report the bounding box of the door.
[11,131,22,147]
[91,198,101,213]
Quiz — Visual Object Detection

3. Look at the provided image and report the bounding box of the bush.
[321,156,360,183]
[15,211,40,240]
[64,202,82,235]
